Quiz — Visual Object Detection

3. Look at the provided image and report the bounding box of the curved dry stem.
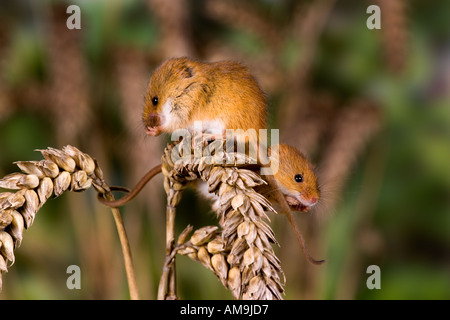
[104,193,140,300]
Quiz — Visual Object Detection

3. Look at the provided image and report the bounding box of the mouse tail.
[264,173,325,265]
[98,164,162,208]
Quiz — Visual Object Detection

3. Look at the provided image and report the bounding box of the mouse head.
[143,57,209,136]
[269,144,319,212]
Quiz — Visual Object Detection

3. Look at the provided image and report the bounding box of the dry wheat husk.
[161,138,285,300]
[0,145,112,290]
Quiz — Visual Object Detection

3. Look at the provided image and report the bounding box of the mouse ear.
[181,65,194,78]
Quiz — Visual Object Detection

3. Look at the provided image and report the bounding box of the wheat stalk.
[159,138,285,300]
[0,140,285,299]
[0,145,139,299]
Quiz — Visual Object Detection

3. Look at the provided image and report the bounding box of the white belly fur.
[196,181,220,212]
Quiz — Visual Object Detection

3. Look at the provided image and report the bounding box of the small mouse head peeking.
[143,57,209,136]
[269,144,320,212]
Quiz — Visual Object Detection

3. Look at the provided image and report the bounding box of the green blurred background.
[0,0,449,299]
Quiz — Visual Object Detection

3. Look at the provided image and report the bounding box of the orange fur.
[143,57,266,136]
[266,144,320,212]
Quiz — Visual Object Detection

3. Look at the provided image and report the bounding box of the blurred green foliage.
[0,0,449,300]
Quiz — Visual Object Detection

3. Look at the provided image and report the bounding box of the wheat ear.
[0,145,139,299]
[159,138,285,300]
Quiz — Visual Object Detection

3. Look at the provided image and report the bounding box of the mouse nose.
[309,197,318,205]
[148,113,162,127]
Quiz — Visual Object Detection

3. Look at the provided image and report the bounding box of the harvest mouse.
[262,143,319,213]
[141,57,324,264]
[142,57,266,140]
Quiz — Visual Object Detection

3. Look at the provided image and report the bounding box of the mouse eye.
[294,174,303,183]
[152,97,158,106]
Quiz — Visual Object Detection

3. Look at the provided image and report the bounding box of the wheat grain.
[1,140,286,299]
[0,145,112,290]
[160,138,285,300]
